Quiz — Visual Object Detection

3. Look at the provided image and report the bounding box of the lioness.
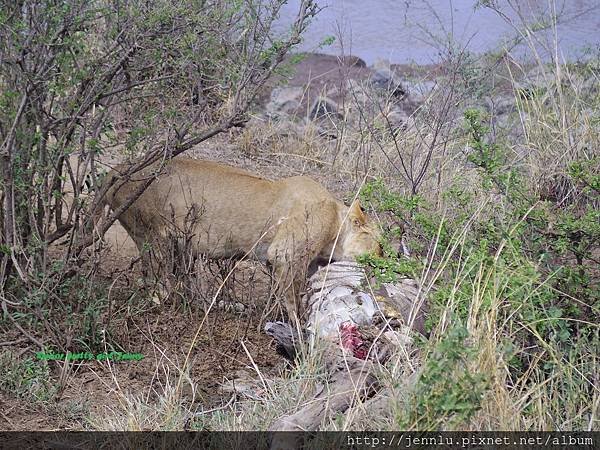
[100,158,381,319]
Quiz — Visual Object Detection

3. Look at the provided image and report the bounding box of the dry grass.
[2,1,598,434]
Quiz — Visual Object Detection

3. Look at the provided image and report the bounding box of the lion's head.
[337,200,382,260]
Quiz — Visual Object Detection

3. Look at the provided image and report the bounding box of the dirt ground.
[1,134,346,431]
[3,309,278,430]
[2,228,281,431]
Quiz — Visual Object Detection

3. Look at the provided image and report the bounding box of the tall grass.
[2,0,597,433]
[191,5,598,430]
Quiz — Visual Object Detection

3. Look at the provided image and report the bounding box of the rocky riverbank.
[252,52,598,145]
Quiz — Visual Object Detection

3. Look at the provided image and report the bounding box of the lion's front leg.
[267,205,337,324]
[267,229,310,324]
[272,262,303,324]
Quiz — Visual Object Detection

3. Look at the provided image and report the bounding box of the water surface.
[276,0,600,64]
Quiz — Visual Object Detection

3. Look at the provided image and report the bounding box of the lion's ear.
[349,199,366,226]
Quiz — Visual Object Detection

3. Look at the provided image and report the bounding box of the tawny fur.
[101,158,381,319]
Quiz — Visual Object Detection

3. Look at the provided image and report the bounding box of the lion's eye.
[353,219,362,227]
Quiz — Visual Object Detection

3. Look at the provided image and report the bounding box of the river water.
[276,0,600,64]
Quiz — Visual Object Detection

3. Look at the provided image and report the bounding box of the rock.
[266,86,304,117]
[403,79,437,103]
[375,106,411,133]
[262,53,373,113]
[216,299,246,313]
[309,96,341,120]
[514,65,557,97]
[485,95,515,117]
[370,59,407,98]
[344,78,371,102]
[339,55,367,68]
[581,73,599,97]
[484,95,516,130]
[261,53,429,127]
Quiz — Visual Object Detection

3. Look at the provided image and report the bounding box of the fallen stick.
[271,352,378,432]
[269,347,379,450]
